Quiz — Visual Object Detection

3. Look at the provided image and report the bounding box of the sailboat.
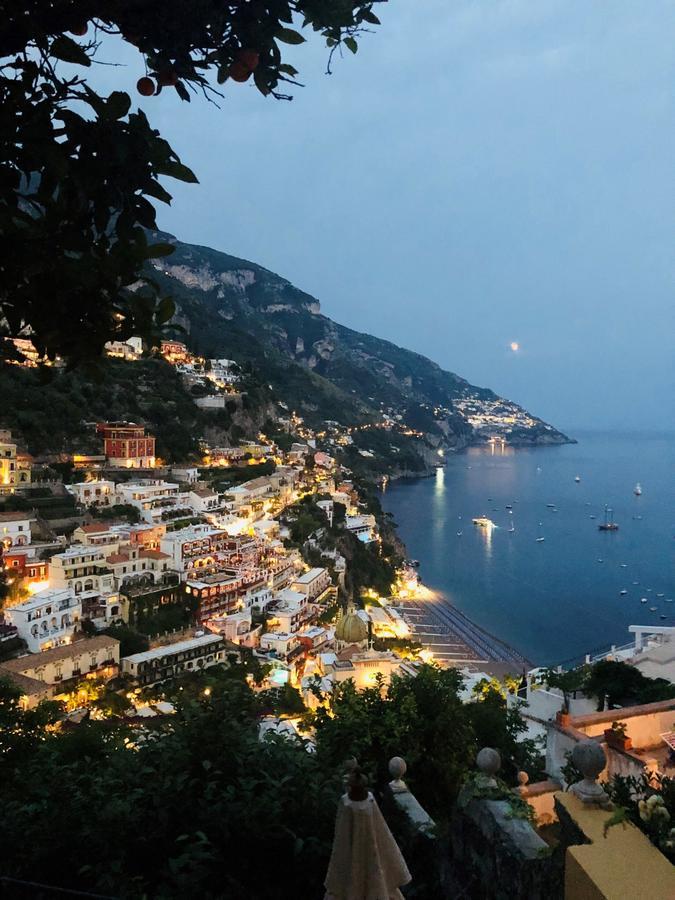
[634,482,642,496]
[509,520,516,533]
[598,506,619,532]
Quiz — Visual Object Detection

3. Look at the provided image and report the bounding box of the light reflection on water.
[381,432,675,665]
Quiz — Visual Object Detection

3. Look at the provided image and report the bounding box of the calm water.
[381,432,675,666]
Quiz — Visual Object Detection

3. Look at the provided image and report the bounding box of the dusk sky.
[95,1,674,433]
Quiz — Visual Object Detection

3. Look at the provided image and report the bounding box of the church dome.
[335,603,368,645]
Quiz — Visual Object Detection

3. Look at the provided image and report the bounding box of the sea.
[381,431,675,667]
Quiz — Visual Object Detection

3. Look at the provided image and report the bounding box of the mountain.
[149,232,570,465]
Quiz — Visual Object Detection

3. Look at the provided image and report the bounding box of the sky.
[92,1,674,432]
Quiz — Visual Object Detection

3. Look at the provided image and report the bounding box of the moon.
[510,341,520,352]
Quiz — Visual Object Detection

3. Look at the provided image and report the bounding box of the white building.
[5,587,81,653]
[159,524,229,578]
[66,480,116,508]
[345,514,377,543]
[49,545,116,596]
[171,467,199,485]
[291,567,332,601]
[116,480,188,524]
[260,632,299,660]
[121,633,227,685]
[188,484,225,513]
[0,511,33,549]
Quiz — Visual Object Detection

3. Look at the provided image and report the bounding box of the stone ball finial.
[571,739,606,780]
[517,771,529,795]
[477,747,501,776]
[569,739,612,809]
[388,756,408,794]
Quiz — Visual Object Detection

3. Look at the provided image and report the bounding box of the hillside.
[150,231,570,449]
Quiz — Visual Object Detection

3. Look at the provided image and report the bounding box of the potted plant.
[604,720,632,751]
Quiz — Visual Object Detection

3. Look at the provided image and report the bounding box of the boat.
[597,558,604,563]
[509,524,516,533]
[505,504,512,510]
[650,606,658,612]
[546,503,556,508]
[666,598,674,603]
[598,506,619,531]
[657,593,665,598]
[590,515,596,520]
[660,615,667,620]
[619,590,628,596]
[456,531,463,536]
[472,517,495,528]
[634,482,642,496]
[632,581,639,585]
[620,563,628,568]
[535,537,545,543]
[640,598,648,603]
[575,475,581,483]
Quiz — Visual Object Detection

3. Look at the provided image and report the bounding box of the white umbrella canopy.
[324,789,411,900]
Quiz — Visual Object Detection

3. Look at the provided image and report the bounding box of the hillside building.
[96,422,156,469]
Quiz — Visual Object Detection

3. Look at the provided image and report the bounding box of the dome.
[335,602,368,645]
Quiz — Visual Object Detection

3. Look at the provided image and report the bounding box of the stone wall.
[451,797,563,900]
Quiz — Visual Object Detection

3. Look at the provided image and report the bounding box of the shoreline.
[391,583,532,673]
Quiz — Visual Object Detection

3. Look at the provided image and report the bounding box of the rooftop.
[0,635,119,671]
[123,633,223,664]
[293,567,327,584]
[0,511,34,522]
[8,587,73,611]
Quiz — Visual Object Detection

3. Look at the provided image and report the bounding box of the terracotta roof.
[106,552,130,564]
[0,635,119,671]
[0,511,34,522]
[78,524,111,534]
[191,485,217,498]
[140,549,170,560]
[0,669,51,696]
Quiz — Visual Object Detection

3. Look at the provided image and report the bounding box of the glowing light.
[510,342,519,352]
[27,580,49,595]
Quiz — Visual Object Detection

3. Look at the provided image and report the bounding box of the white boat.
[620,563,628,568]
[641,598,648,603]
[457,531,463,536]
[472,517,495,528]
[657,593,665,598]
[650,606,658,612]
[509,524,515,533]
[535,537,545,543]
[666,599,673,603]
[620,590,628,596]
[634,482,642,496]
[575,475,581,483]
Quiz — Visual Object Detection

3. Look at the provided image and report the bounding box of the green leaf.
[175,81,191,102]
[278,64,299,76]
[145,242,176,259]
[276,27,306,45]
[51,36,91,67]
[344,37,358,54]
[106,91,131,120]
[156,296,176,324]
[143,179,173,205]
[362,11,381,25]
[159,160,199,184]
